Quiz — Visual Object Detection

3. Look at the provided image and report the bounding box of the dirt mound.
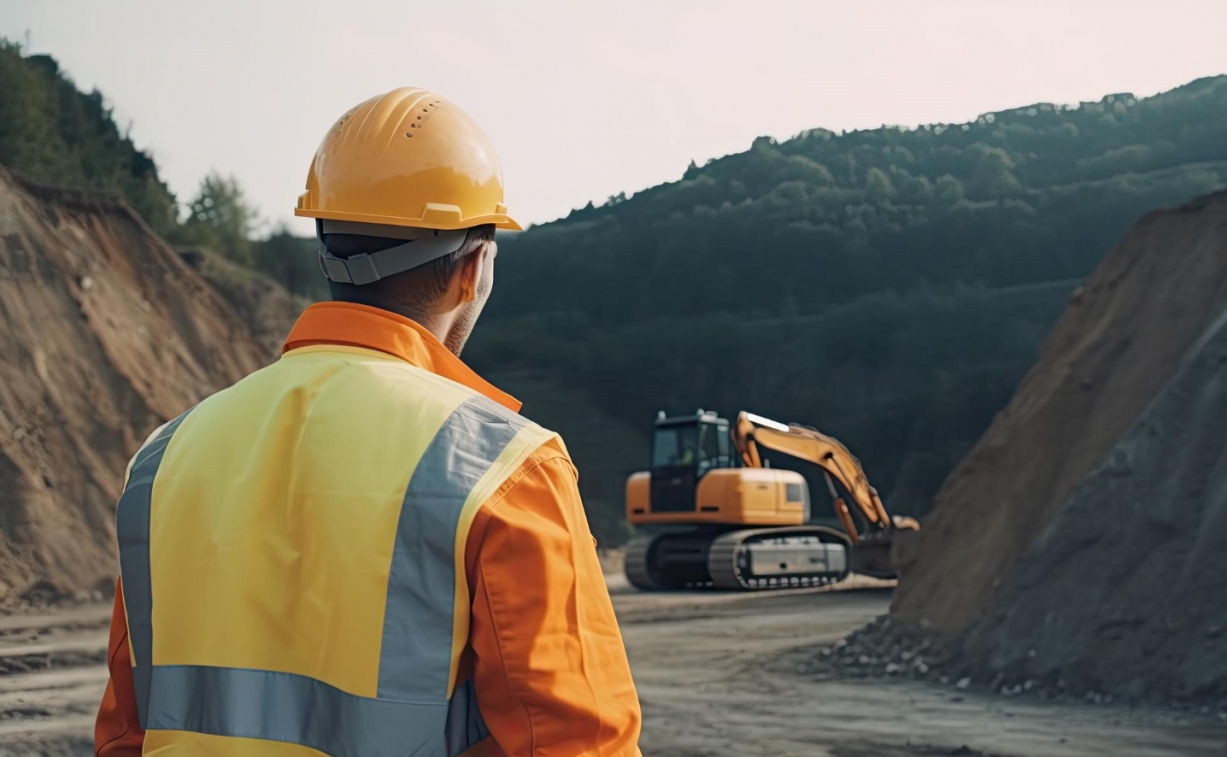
[0,169,278,603]
[958,307,1227,703]
[892,189,1227,635]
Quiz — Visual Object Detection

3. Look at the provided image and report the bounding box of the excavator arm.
[732,412,919,543]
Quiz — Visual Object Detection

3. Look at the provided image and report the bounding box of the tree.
[935,174,965,207]
[865,167,894,204]
[179,172,258,265]
[788,155,835,186]
[973,146,1021,198]
[898,172,933,205]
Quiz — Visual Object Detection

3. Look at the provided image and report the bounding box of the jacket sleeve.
[467,448,642,757]
[95,578,144,756]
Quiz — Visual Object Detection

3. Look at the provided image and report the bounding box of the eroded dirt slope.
[893,189,1227,634]
[958,304,1227,703]
[0,170,274,602]
[176,245,307,357]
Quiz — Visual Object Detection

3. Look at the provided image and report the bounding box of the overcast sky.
[6,0,1227,234]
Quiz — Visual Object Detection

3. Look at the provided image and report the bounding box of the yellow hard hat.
[295,87,520,231]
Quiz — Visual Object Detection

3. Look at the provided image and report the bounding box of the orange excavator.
[624,410,920,590]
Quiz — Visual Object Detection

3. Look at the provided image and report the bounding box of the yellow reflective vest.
[116,341,555,756]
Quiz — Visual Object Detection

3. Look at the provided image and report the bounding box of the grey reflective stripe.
[115,410,192,728]
[144,665,464,757]
[379,394,527,701]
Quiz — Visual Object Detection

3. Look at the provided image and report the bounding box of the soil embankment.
[958,303,1227,703]
[893,190,1227,636]
[0,169,282,603]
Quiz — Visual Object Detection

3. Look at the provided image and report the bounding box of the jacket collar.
[282,301,521,413]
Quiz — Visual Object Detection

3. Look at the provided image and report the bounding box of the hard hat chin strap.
[316,220,469,286]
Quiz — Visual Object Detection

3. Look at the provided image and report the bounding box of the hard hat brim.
[295,206,522,232]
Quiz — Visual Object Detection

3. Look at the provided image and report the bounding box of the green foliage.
[469,75,1227,535]
[934,174,964,206]
[865,167,893,203]
[0,40,178,234]
[176,172,258,266]
[972,145,1021,198]
[471,280,1077,520]
[252,227,330,301]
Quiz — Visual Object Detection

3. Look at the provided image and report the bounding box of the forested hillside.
[468,75,1227,537]
[493,76,1227,319]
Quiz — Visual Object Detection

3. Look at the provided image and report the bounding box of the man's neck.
[331,297,455,351]
[390,306,452,346]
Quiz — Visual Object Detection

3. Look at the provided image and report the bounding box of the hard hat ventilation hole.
[406,101,442,133]
[405,132,413,138]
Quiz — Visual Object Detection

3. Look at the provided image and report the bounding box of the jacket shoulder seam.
[479,451,573,515]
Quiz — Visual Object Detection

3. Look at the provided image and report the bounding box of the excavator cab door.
[649,413,733,513]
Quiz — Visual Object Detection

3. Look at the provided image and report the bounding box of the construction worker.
[95,88,643,757]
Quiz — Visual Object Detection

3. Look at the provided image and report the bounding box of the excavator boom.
[733,412,917,540]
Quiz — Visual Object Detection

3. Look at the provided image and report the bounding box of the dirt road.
[3,582,1226,756]
[613,577,1227,757]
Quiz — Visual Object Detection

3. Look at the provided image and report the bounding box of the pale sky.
[6,0,1227,234]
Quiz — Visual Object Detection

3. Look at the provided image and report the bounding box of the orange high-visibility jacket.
[95,302,642,757]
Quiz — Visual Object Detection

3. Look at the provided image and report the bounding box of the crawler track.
[625,527,851,591]
[708,526,850,590]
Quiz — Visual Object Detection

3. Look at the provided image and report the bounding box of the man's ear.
[456,248,485,304]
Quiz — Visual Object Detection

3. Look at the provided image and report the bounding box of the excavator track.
[624,536,662,591]
[707,526,851,591]
[624,527,852,592]
[624,531,716,590]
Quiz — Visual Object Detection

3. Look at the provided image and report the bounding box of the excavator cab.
[627,410,808,527]
[648,410,734,512]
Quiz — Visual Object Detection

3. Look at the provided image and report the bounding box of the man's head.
[294,87,522,354]
[325,224,497,355]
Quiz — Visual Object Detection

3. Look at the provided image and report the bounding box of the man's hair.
[326,224,496,319]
